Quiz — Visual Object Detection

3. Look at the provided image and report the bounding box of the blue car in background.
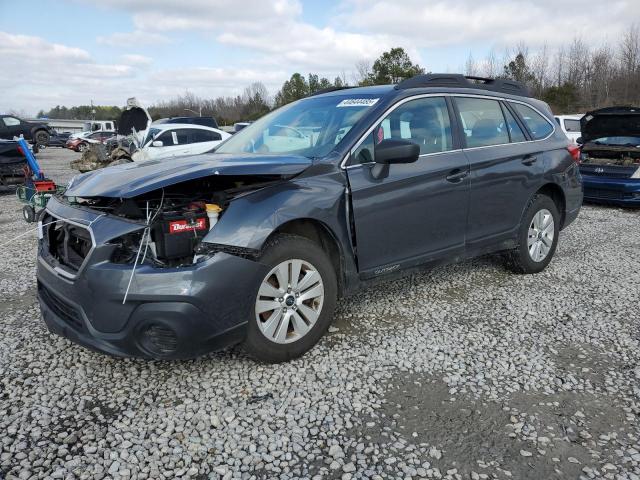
[578,106,640,206]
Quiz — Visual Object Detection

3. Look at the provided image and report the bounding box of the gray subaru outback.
[37,74,582,362]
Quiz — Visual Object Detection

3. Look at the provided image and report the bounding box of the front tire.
[505,194,560,274]
[243,234,337,363]
[23,205,35,223]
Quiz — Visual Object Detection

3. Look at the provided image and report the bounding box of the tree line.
[466,25,640,113]
[37,28,640,125]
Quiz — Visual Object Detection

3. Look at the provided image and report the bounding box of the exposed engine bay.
[581,143,640,167]
[66,175,280,267]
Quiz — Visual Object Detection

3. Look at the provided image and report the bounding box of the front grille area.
[580,166,635,179]
[38,282,84,331]
[584,188,634,200]
[43,216,93,272]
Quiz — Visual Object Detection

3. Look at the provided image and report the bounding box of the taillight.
[567,145,581,163]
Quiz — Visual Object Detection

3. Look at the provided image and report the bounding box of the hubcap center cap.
[285,295,296,307]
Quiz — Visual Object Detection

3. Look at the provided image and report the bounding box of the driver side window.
[350,97,453,165]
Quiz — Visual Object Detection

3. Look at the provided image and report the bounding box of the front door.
[346,96,470,275]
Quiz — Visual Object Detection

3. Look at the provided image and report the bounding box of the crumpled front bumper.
[37,196,268,359]
[582,175,640,206]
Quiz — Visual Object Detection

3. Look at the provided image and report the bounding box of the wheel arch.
[265,218,345,295]
[535,183,567,228]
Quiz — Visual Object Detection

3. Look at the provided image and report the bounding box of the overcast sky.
[1,0,638,115]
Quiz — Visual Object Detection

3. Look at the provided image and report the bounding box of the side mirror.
[576,137,583,145]
[369,139,420,180]
[152,140,163,147]
[375,139,420,164]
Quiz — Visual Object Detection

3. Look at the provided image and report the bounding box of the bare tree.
[484,48,499,78]
[353,59,373,85]
[531,43,550,93]
[465,52,478,76]
[618,24,640,103]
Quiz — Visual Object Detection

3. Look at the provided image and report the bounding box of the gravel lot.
[1,148,639,480]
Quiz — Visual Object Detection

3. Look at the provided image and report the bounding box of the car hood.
[118,97,152,149]
[581,106,640,143]
[64,153,313,198]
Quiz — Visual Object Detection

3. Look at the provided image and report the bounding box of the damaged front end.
[68,174,277,269]
[36,153,312,358]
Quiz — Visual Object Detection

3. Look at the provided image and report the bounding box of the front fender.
[201,171,348,251]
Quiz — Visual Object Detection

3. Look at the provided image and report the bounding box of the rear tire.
[505,194,560,274]
[34,130,50,146]
[243,234,337,363]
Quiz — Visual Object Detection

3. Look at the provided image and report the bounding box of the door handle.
[445,169,468,183]
[522,155,538,166]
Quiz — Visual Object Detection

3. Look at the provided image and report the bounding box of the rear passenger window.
[189,129,222,143]
[456,98,509,148]
[512,104,554,140]
[502,105,527,143]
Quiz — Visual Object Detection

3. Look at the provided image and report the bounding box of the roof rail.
[395,74,532,97]
[307,86,355,97]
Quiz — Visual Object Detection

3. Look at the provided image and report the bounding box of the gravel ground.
[1,148,640,480]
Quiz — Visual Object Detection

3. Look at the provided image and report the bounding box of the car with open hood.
[36,74,582,363]
[578,106,640,206]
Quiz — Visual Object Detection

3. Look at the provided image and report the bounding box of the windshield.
[215,94,381,158]
[591,136,640,146]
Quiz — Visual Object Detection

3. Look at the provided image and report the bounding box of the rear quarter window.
[563,119,581,132]
[512,104,554,140]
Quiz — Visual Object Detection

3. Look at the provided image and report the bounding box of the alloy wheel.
[255,259,324,344]
[527,208,555,262]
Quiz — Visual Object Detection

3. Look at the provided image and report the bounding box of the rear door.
[346,96,470,275]
[179,128,223,155]
[455,97,547,250]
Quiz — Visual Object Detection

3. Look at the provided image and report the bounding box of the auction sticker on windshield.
[337,98,379,107]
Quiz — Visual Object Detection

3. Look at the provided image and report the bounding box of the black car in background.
[37,74,582,363]
[46,131,72,148]
[153,116,219,129]
[0,115,53,146]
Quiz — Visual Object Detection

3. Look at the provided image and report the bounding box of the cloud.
[97,30,171,47]
[339,0,640,49]
[121,54,153,66]
[4,1,640,114]
[96,0,419,74]
[0,31,284,114]
[0,31,91,62]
